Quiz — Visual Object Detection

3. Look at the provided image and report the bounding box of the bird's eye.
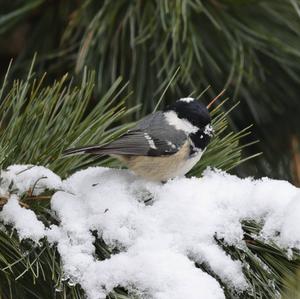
[200,135,203,139]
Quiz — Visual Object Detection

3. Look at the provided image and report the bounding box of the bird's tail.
[62,145,105,157]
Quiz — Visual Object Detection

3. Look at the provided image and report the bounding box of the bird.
[63,96,219,182]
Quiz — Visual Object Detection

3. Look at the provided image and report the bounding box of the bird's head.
[164,98,213,134]
[165,97,211,129]
[163,98,213,151]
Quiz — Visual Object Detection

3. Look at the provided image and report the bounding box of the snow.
[1,165,300,298]
[179,97,194,103]
[0,195,45,241]
[204,124,214,137]
[0,164,62,195]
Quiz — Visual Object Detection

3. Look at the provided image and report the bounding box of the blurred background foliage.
[1,0,300,183]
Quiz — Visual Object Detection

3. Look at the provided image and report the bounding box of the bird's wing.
[87,112,187,156]
[63,112,188,157]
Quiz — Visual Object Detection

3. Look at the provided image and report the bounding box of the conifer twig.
[153,66,181,113]
[207,89,226,109]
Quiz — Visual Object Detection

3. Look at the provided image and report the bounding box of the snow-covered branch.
[1,165,300,299]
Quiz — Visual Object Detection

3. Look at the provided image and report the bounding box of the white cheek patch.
[144,133,157,149]
[179,97,194,103]
[164,111,198,134]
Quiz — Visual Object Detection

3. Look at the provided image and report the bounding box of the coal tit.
[63,98,214,181]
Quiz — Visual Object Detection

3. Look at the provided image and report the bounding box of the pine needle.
[153,66,181,113]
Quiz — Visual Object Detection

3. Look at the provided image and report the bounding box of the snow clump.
[1,165,300,299]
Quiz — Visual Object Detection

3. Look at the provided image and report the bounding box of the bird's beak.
[204,124,214,137]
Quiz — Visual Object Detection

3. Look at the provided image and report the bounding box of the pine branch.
[0,61,134,177]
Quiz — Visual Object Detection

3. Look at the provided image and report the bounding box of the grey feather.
[63,111,187,157]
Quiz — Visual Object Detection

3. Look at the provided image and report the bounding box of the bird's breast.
[115,141,204,181]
